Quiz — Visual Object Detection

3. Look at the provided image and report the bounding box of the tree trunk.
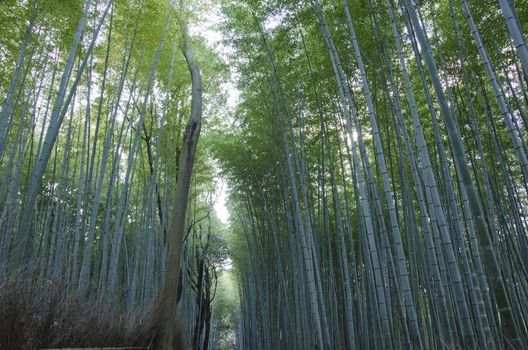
[158,1,202,348]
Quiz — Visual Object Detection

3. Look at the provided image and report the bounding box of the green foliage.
[2,0,528,347]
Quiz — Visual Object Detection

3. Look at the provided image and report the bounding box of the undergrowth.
[0,274,186,349]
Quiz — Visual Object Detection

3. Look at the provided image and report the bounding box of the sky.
[214,177,230,224]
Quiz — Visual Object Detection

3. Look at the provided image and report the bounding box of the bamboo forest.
[2,0,528,349]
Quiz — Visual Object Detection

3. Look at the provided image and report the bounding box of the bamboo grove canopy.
[1,0,528,349]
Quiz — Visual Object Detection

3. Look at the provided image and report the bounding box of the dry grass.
[0,275,187,350]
